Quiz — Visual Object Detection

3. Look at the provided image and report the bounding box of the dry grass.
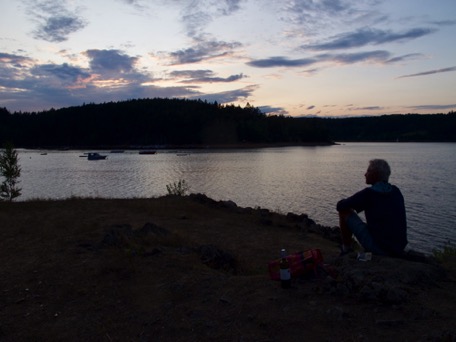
[0,195,454,341]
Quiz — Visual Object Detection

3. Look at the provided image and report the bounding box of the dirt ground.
[0,195,454,341]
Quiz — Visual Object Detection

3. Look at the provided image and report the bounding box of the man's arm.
[336,188,370,213]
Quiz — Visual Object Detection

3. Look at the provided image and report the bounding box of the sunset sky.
[1,0,455,117]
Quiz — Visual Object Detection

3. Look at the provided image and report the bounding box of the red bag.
[268,249,323,280]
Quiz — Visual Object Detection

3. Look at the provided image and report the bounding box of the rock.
[137,222,169,237]
[99,224,134,248]
[326,254,447,304]
[219,200,237,209]
[197,244,237,274]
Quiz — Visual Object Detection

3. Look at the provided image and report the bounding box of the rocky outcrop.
[318,252,446,304]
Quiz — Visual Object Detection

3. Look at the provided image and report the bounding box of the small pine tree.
[0,142,22,201]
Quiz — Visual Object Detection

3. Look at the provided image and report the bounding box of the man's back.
[337,184,407,255]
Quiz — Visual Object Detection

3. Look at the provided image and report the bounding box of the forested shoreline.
[0,98,454,148]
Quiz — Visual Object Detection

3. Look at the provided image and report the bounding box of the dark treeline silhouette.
[0,98,330,148]
[0,98,454,148]
[318,112,456,142]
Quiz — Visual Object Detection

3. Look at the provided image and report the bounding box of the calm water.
[17,143,456,254]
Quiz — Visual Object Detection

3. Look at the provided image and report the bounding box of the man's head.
[365,159,391,184]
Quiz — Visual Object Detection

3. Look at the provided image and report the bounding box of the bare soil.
[0,195,454,341]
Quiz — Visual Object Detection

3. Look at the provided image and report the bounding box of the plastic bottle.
[279,248,291,289]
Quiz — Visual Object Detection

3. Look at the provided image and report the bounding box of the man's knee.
[338,208,355,223]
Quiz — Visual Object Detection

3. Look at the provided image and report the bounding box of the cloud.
[431,20,456,27]
[302,27,437,51]
[177,0,244,37]
[282,0,386,35]
[325,50,391,64]
[0,53,36,91]
[397,66,456,79]
[190,84,258,103]
[0,52,33,67]
[247,50,392,68]
[170,69,246,83]
[307,105,315,110]
[385,53,423,64]
[34,16,86,43]
[0,49,254,113]
[166,37,242,64]
[31,63,91,86]
[258,105,287,116]
[247,56,316,68]
[407,104,456,111]
[27,0,87,42]
[348,106,385,111]
[85,49,137,74]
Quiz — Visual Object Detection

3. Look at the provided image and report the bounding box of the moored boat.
[87,152,107,160]
[138,150,157,155]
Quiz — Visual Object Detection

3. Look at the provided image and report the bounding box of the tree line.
[0,98,455,148]
[0,98,329,148]
[319,112,456,142]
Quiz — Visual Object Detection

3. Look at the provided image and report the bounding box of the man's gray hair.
[369,159,391,182]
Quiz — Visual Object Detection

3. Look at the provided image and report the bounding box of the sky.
[1,0,455,117]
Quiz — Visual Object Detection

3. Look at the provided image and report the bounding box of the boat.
[87,152,107,160]
[138,150,157,155]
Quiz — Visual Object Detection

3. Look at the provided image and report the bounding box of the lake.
[16,142,456,254]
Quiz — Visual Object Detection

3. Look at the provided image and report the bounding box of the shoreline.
[21,141,337,151]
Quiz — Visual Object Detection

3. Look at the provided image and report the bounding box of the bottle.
[279,248,291,289]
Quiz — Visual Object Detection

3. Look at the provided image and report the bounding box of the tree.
[0,142,21,201]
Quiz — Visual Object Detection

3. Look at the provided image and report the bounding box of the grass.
[433,241,456,261]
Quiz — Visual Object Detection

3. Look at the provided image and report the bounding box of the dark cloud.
[167,38,242,64]
[247,56,316,68]
[33,15,86,43]
[302,27,437,51]
[307,105,315,110]
[31,63,91,83]
[171,69,245,83]
[85,49,137,74]
[397,66,456,79]
[325,50,391,64]
[407,104,456,111]
[27,1,87,42]
[247,50,392,68]
[83,49,152,84]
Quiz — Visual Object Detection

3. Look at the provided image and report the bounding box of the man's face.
[364,165,378,185]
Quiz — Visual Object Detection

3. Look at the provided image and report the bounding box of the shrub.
[166,179,190,196]
[0,142,21,201]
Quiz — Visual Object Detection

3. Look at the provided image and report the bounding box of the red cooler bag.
[268,249,323,280]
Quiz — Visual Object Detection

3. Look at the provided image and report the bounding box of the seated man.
[336,159,407,256]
